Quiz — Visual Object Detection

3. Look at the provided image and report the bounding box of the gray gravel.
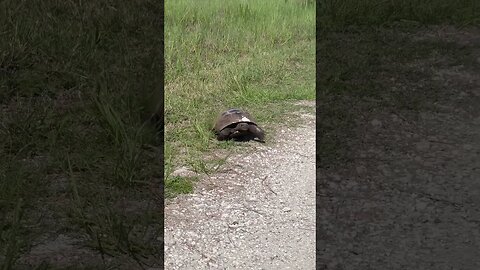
[164,111,315,270]
[317,27,480,269]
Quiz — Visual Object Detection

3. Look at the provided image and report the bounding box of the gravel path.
[317,27,480,269]
[164,110,315,270]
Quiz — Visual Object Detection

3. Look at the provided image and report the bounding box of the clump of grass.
[165,176,195,198]
[165,0,315,192]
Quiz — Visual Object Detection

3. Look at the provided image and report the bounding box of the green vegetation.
[0,0,162,268]
[164,0,316,196]
[317,0,480,167]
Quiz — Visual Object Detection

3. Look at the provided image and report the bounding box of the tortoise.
[213,109,265,142]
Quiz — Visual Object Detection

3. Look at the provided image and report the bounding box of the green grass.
[0,0,162,268]
[164,0,316,195]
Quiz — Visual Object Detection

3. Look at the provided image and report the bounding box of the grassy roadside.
[317,0,480,168]
[0,1,163,268]
[164,0,316,197]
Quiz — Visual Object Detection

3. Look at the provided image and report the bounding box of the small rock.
[228,221,240,228]
[282,207,291,212]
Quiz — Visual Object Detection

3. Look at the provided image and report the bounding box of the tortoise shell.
[213,109,265,142]
[214,109,257,132]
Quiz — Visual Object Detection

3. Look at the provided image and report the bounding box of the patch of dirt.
[317,27,480,269]
[164,106,316,269]
[292,100,316,107]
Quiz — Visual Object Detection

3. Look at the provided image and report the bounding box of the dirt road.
[317,26,480,269]
[164,108,316,269]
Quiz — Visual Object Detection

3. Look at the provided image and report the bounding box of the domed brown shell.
[214,109,257,133]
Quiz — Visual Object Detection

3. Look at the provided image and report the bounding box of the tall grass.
[0,0,163,267]
[164,0,315,193]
